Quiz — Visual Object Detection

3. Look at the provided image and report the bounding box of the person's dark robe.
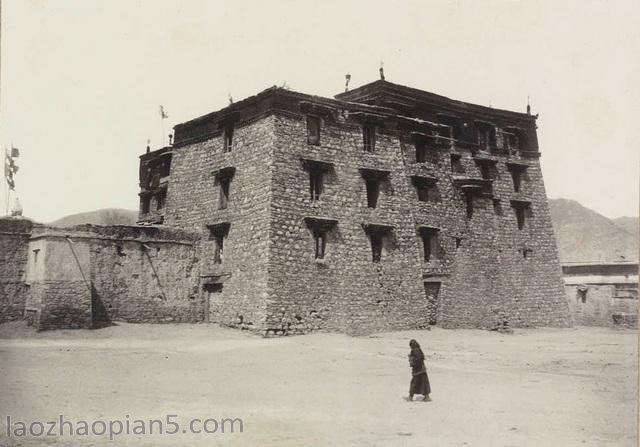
[409,349,431,396]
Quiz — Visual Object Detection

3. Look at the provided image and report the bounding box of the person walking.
[407,339,431,402]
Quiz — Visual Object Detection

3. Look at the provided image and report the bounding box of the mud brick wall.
[267,114,429,335]
[0,218,33,322]
[24,236,93,330]
[565,284,638,327]
[25,225,202,330]
[164,117,275,331]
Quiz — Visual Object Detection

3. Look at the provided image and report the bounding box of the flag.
[11,146,19,158]
[159,105,168,119]
[4,149,18,190]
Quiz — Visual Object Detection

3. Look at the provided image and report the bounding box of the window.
[32,249,40,265]
[522,248,532,259]
[455,238,462,249]
[493,199,503,215]
[223,124,234,152]
[418,227,439,262]
[412,176,438,203]
[511,201,530,230]
[363,224,393,263]
[303,159,332,202]
[313,229,327,259]
[156,187,167,210]
[309,169,323,201]
[214,167,235,210]
[363,125,376,152]
[507,164,527,193]
[207,222,230,265]
[219,177,231,209]
[465,193,474,219]
[306,115,321,145]
[415,141,427,163]
[577,288,588,303]
[365,179,380,208]
[450,154,464,173]
[475,159,496,181]
[141,195,151,214]
[476,122,496,151]
[304,217,337,261]
[360,169,388,209]
[370,233,383,263]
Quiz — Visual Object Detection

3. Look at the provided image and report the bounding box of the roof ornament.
[228,93,234,105]
[379,61,385,81]
[526,95,531,115]
[345,74,351,92]
[146,138,150,154]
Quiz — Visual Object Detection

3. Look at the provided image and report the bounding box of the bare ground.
[0,322,636,446]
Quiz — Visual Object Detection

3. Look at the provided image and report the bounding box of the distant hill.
[549,198,638,263]
[612,216,639,237]
[50,208,138,227]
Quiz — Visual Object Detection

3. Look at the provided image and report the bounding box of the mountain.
[50,208,138,227]
[549,198,638,263]
[612,216,639,237]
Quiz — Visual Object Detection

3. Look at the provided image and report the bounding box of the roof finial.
[345,74,351,92]
[526,95,531,115]
[146,138,150,154]
[228,93,234,105]
[379,61,385,81]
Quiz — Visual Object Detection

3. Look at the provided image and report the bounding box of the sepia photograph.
[0,0,638,445]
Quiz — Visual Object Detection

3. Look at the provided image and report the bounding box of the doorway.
[423,281,441,326]
[203,283,223,323]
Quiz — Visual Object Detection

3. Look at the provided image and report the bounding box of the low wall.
[565,284,638,328]
[25,224,202,330]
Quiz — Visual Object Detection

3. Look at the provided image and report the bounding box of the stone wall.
[24,225,202,330]
[265,111,569,334]
[267,114,427,335]
[0,218,33,323]
[164,116,276,331]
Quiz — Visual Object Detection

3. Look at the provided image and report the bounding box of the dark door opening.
[203,283,223,323]
[424,282,441,326]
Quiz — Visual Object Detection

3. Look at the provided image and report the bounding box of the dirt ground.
[0,322,636,447]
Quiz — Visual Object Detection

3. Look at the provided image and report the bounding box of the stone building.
[135,80,570,334]
[562,261,638,328]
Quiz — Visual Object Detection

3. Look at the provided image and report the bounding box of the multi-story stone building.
[137,80,570,335]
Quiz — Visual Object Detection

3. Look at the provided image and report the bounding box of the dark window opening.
[522,248,532,259]
[577,288,588,303]
[208,223,230,264]
[412,176,438,203]
[32,249,40,265]
[365,178,380,208]
[465,194,474,219]
[415,141,427,163]
[370,233,383,263]
[156,188,167,210]
[223,125,234,152]
[455,238,462,249]
[511,203,530,230]
[307,115,321,145]
[309,169,323,201]
[141,195,151,214]
[363,125,376,152]
[507,165,527,193]
[476,161,495,181]
[476,123,496,151]
[450,154,464,173]
[313,229,327,259]
[419,228,439,262]
[493,199,503,215]
[219,177,231,209]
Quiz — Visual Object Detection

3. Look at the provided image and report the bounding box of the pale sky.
[2,0,639,223]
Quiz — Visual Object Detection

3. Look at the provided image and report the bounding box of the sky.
[1,0,639,222]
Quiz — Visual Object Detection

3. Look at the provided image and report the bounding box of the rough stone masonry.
[136,79,570,335]
[0,80,570,334]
